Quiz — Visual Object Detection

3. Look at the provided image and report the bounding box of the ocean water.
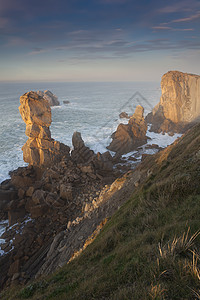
[0,81,183,254]
[0,81,179,183]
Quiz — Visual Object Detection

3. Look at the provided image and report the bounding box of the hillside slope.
[2,123,200,299]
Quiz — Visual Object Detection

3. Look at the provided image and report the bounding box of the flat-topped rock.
[146,71,200,133]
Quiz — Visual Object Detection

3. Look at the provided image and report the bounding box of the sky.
[0,0,200,82]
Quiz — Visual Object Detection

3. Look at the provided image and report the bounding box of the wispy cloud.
[28,47,47,55]
[157,0,200,14]
[152,26,194,31]
[171,11,200,23]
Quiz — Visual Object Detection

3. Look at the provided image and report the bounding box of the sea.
[0,81,181,183]
[0,81,181,253]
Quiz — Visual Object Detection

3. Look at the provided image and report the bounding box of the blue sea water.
[0,81,183,253]
[0,81,178,183]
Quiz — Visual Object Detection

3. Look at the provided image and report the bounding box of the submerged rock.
[108,105,147,155]
[146,71,200,134]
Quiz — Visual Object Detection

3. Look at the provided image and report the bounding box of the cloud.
[28,47,47,55]
[152,26,194,32]
[171,11,200,23]
[157,0,200,14]
[152,26,172,30]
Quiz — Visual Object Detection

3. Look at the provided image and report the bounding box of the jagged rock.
[71,131,94,163]
[37,90,60,106]
[19,91,70,166]
[146,71,200,134]
[71,132,114,176]
[108,105,147,154]
[119,112,129,119]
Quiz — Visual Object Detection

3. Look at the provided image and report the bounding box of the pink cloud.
[171,11,200,23]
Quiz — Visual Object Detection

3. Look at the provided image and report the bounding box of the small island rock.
[37,90,60,106]
[108,105,147,155]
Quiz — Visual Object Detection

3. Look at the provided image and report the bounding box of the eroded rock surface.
[19,92,70,166]
[37,90,60,106]
[108,105,147,154]
[146,71,200,133]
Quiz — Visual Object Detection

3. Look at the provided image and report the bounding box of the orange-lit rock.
[19,91,69,166]
[146,71,200,133]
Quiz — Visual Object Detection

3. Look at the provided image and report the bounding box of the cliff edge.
[146,70,200,134]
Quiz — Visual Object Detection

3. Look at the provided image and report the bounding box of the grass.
[2,123,200,299]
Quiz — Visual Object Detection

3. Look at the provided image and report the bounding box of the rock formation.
[19,91,70,166]
[108,105,147,154]
[37,90,60,106]
[146,71,200,133]
[71,131,114,178]
[71,132,94,163]
[119,112,129,119]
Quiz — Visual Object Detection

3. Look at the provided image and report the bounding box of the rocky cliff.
[19,91,70,166]
[108,105,147,154]
[146,71,200,133]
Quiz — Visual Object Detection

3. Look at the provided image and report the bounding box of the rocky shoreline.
[0,70,200,291]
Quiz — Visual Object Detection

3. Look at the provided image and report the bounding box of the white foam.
[146,127,182,148]
[0,220,9,256]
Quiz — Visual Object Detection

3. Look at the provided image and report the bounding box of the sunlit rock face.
[108,105,147,154]
[19,91,69,166]
[146,71,200,133]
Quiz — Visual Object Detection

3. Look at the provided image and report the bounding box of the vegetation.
[2,123,200,299]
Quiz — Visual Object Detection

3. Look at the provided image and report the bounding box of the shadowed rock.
[108,105,147,155]
[37,90,60,106]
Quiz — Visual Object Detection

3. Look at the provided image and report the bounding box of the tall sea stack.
[19,91,69,166]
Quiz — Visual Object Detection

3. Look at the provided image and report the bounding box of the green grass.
[2,123,200,300]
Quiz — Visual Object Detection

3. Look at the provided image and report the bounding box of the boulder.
[146,71,200,134]
[19,91,70,166]
[63,100,70,104]
[36,90,60,106]
[108,105,147,154]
